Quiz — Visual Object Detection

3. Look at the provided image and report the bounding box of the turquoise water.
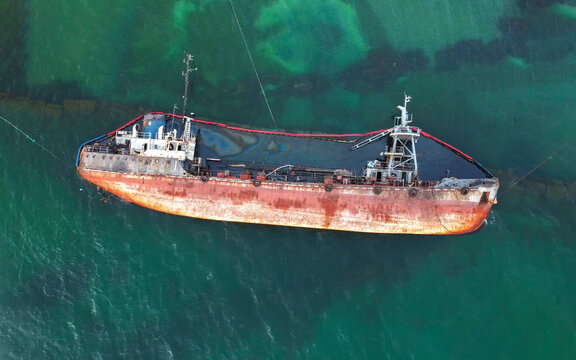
[1,0,576,358]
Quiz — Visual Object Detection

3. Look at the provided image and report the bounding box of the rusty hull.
[78,166,498,235]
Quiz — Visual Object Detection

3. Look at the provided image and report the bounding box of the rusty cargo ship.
[77,55,498,234]
[76,95,498,235]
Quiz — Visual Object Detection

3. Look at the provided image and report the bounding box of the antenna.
[404,94,412,107]
[398,94,412,126]
[182,53,197,118]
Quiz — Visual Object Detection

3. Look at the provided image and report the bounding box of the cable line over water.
[228,0,278,130]
[505,151,558,192]
[1,113,64,163]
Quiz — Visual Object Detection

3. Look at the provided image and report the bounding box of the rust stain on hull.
[78,168,496,235]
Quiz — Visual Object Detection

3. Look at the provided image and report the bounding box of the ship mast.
[181,53,197,118]
[181,53,197,141]
[398,94,411,126]
[383,94,420,185]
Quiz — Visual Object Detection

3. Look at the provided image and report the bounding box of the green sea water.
[1,0,576,359]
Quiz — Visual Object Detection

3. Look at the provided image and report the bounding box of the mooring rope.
[0,114,63,162]
[228,0,278,130]
[505,152,557,192]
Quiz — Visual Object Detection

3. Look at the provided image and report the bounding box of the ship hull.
[78,165,497,235]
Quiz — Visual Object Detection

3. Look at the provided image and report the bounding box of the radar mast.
[181,53,197,141]
[181,53,197,118]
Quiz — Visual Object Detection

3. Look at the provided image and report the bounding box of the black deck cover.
[97,113,492,181]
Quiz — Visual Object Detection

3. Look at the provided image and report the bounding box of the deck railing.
[85,145,112,153]
[83,150,439,188]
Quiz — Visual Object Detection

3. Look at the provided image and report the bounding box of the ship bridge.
[115,113,197,161]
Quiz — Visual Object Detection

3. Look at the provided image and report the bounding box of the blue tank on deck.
[142,113,166,138]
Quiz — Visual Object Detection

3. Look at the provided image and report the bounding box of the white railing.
[117,130,152,139]
[86,145,111,153]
